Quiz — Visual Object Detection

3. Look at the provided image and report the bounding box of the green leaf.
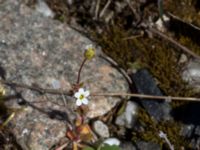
[83,146,95,150]
[157,0,164,19]
[117,102,126,116]
[100,144,120,150]
[127,59,143,71]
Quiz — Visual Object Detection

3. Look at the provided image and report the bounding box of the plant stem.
[76,58,87,84]
[91,92,200,102]
[2,79,200,102]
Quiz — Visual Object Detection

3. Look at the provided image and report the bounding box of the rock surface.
[182,59,200,90]
[0,0,128,149]
[115,101,138,128]
[93,120,110,138]
[135,141,161,150]
[130,69,171,121]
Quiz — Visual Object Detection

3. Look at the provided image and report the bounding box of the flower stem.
[76,58,87,84]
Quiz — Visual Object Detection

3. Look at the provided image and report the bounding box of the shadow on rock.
[171,102,200,125]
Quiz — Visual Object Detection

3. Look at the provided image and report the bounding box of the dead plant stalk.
[1,80,200,102]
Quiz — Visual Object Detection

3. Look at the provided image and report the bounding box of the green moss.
[131,37,197,108]
[132,108,192,149]
[94,25,138,69]
[166,0,200,27]
[178,36,200,55]
[93,24,199,148]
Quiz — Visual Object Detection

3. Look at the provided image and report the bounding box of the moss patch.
[132,108,192,149]
[165,0,200,27]
[94,25,139,69]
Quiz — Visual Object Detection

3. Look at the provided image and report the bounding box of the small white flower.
[85,44,93,50]
[74,88,90,106]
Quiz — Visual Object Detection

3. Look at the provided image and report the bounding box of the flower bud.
[84,44,95,60]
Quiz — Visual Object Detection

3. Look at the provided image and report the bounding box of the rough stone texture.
[182,59,200,90]
[115,101,138,128]
[93,120,110,138]
[135,141,160,150]
[130,69,171,121]
[0,0,128,149]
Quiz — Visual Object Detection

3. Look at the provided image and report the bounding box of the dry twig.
[94,0,101,20]
[148,28,200,60]
[0,80,72,96]
[1,79,200,102]
[91,92,200,102]
[99,0,112,18]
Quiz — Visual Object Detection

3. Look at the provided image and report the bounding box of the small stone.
[125,101,138,127]
[136,141,161,150]
[35,0,55,18]
[103,138,120,146]
[120,142,136,150]
[180,124,194,138]
[195,126,200,136]
[115,101,138,128]
[93,120,110,138]
[155,15,170,32]
[182,59,200,90]
[178,54,188,64]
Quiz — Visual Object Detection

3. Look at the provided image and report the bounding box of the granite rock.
[0,0,128,149]
[135,141,161,150]
[115,101,138,128]
[93,120,110,138]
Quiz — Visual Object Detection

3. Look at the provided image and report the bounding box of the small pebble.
[103,138,120,146]
[93,120,109,138]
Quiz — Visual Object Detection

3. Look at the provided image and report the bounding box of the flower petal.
[84,90,90,97]
[74,92,80,98]
[82,98,88,105]
[76,99,82,106]
[85,44,93,50]
[79,88,84,94]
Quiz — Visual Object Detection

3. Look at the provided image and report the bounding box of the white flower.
[74,88,90,106]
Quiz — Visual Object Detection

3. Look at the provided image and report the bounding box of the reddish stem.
[76,58,87,84]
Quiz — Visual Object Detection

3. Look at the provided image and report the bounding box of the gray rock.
[178,54,188,64]
[130,69,171,121]
[103,138,120,146]
[35,0,55,18]
[93,120,110,138]
[115,101,138,128]
[180,124,195,138]
[136,141,161,150]
[182,59,200,90]
[0,0,128,149]
[195,126,200,136]
[121,142,136,150]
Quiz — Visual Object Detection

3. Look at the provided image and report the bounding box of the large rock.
[130,69,171,121]
[0,0,128,149]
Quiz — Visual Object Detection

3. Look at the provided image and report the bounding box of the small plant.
[64,44,121,150]
[0,42,199,149]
